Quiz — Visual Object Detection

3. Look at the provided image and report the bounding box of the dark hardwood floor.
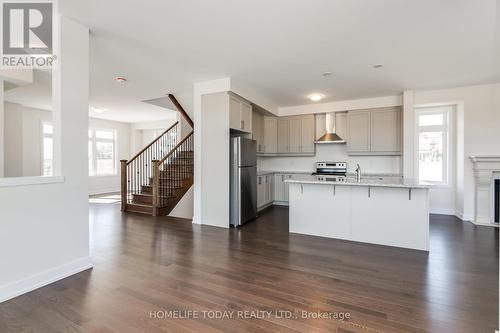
[0,203,498,332]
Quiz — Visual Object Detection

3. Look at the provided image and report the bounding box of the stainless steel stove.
[312,162,347,182]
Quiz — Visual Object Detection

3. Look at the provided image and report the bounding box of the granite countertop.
[258,170,404,178]
[284,175,431,189]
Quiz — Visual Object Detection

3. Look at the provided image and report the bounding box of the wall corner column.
[0,80,4,177]
[192,78,231,226]
[402,91,415,179]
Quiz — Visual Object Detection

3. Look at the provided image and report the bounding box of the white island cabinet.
[287,177,430,251]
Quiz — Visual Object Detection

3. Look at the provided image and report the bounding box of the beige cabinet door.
[277,118,289,153]
[335,112,347,141]
[284,174,293,202]
[263,117,278,154]
[257,176,265,208]
[300,115,315,153]
[265,175,273,204]
[274,174,286,201]
[288,117,301,153]
[347,111,371,153]
[229,96,241,130]
[253,112,264,153]
[371,108,401,153]
[240,102,252,133]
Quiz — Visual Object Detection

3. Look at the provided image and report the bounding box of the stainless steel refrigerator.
[230,137,257,227]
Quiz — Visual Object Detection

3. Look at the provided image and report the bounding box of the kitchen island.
[285,176,431,251]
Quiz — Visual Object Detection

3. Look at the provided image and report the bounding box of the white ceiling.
[57,0,499,120]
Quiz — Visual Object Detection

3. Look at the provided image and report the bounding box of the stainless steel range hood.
[315,112,346,144]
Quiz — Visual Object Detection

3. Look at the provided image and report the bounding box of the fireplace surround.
[470,156,500,226]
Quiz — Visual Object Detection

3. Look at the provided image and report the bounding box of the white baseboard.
[429,208,476,223]
[0,256,93,303]
[430,208,456,216]
[89,187,120,196]
[470,220,499,228]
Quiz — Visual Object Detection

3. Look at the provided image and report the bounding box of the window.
[416,107,451,184]
[88,128,117,176]
[41,122,53,176]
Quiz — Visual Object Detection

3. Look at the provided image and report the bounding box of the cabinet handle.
[241,120,244,129]
[258,144,261,151]
[282,175,284,181]
[368,186,371,198]
[409,188,412,201]
[301,185,303,194]
[333,185,336,196]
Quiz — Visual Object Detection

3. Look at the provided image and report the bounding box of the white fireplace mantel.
[470,156,500,226]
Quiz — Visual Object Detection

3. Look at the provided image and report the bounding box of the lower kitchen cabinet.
[258,173,309,209]
[274,174,293,204]
[257,174,274,210]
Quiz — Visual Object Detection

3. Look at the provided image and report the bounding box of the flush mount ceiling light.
[92,107,106,114]
[322,71,332,77]
[115,76,127,83]
[373,64,383,69]
[308,94,325,102]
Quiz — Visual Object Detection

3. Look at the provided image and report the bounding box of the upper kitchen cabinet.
[277,115,315,155]
[346,107,401,155]
[263,117,278,154]
[277,118,289,153]
[229,93,252,133]
[253,113,278,155]
[346,111,371,152]
[252,112,264,153]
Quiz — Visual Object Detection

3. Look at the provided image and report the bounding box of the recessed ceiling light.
[92,107,106,114]
[373,64,383,69]
[308,94,325,102]
[322,71,332,77]
[115,76,127,83]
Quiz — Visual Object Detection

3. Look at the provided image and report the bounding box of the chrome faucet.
[355,164,361,182]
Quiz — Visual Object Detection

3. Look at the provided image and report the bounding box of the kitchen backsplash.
[257,144,401,174]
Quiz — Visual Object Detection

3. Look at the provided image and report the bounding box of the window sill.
[0,176,65,188]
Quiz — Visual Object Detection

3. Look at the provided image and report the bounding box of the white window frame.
[88,128,117,177]
[40,121,54,176]
[414,106,451,186]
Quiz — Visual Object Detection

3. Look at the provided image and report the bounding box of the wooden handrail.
[126,121,179,166]
[158,130,194,165]
[168,94,194,128]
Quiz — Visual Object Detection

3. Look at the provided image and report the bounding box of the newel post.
[152,160,160,216]
[120,160,128,212]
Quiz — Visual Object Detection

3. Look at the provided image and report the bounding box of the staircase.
[120,95,194,216]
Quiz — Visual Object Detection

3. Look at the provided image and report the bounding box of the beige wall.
[0,17,91,302]
[414,83,500,220]
[88,117,132,195]
[3,102,51,178]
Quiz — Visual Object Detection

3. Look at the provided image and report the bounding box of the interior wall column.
[402,91,415,178]
[0,80,4,177]
[192,78,231,225]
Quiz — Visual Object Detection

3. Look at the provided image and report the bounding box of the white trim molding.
[470,156,500,227]
[0,176,65,188]
[0,257,93,303]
